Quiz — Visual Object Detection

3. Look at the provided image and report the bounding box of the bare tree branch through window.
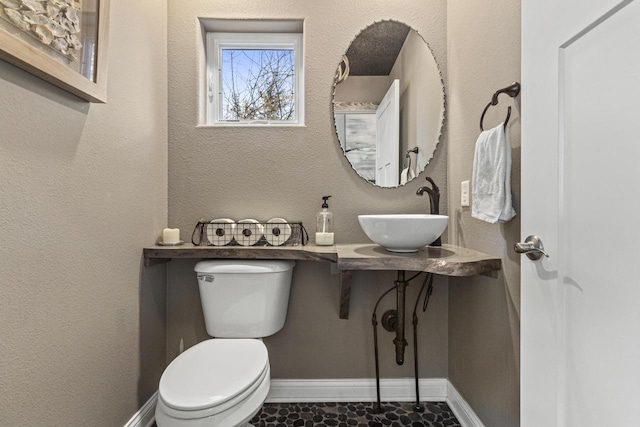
[221,49,296,121]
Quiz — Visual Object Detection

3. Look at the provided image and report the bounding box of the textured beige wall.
[447,0,521,426]
[167,0,449,379]
[0,0,168,425]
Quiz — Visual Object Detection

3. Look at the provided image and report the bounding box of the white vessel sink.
[358,214,449,253]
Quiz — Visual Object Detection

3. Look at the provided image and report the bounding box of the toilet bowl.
[155,260,295,427]
[155,339,269,427]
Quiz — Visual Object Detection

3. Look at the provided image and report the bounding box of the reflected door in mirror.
[375,79,400,187]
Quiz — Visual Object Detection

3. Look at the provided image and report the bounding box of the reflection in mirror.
[333,21,445,188]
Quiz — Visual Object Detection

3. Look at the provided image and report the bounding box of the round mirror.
[333,21,445,188]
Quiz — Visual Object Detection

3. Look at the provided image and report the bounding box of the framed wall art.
[0,0,110,102]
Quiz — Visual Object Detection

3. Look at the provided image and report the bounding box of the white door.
[376,79,400,187]
[521,0,640,425]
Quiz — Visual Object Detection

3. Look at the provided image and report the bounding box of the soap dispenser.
[316,196,334,245]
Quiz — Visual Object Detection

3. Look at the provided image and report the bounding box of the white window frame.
[206,32,304,126]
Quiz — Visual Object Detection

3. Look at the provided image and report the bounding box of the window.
[206,32,304,125]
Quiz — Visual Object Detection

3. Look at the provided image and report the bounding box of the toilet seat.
[158,339,269,420]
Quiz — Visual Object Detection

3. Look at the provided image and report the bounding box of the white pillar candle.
[163,228,180,244]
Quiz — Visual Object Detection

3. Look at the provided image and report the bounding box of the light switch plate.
[461,180,470,207]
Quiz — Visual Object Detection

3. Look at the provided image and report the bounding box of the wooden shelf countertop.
[335,243,501,277]
[144,243,500,277]
[144,243,338,266]
[144,242,501,319]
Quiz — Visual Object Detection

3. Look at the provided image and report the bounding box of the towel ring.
[405,147,418,168]
[480,103,512,131]
[479,82,520,131]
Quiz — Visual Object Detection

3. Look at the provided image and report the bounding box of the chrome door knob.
[514,235,549,261]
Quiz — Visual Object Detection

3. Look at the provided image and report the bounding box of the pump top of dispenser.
[321,196,331,209]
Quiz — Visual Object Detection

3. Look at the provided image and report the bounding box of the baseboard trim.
[267,378,448,403]
[124,391,157,427]
[139,380,484,427]
[446,382,486,427]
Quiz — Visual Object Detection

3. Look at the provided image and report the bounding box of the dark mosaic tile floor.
[249,401,461,427]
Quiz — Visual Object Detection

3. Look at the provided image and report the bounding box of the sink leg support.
[411,272,434,412]
[371,284,397,414]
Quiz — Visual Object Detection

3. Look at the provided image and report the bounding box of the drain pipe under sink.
[372,270,436,414]
[393,271,409,365]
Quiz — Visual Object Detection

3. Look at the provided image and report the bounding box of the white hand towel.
[206,218,236,246]
[264,218,292,246]
[471,122,516,224]
[400,167,410,185]
[232,219,264,246]
[400,166,416,185]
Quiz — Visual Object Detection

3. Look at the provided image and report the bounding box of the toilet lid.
[159,339,269,411]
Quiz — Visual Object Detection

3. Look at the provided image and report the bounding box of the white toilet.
[155,260,296,427]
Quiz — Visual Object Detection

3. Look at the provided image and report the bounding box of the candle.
[163,228,180,244]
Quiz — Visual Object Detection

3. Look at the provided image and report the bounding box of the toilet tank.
[194,260,296,338]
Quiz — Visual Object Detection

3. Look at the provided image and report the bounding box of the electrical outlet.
[461,181,470,207]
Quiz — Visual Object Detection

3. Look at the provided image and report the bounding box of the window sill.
[196,123,307,129]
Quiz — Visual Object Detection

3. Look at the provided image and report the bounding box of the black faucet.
[416,177,441,246]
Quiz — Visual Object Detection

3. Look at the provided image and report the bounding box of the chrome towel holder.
[479,82,521,131]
